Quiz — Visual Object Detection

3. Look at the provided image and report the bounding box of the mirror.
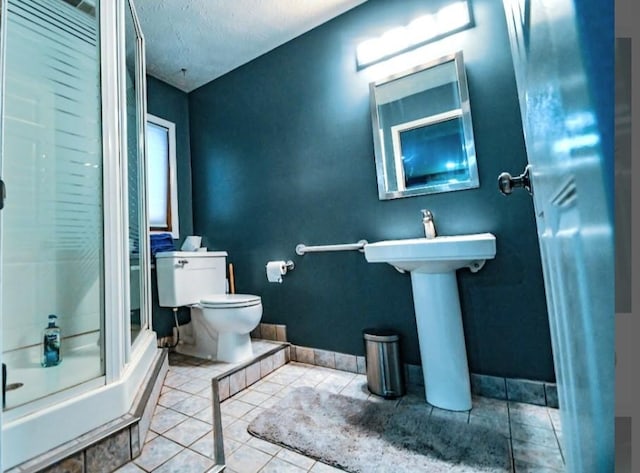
[370,51,479,200]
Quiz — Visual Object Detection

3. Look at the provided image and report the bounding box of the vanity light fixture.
[356,1,472,68]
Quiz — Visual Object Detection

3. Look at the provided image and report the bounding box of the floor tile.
[196,385,213,400]
[223,419,252,443]
[220,398,256,419]
[235,389,271,406]
[471,394,509,419]
[176,378,211,395]
[313,379,344,394]
[153,447,214,473]
[241,406,265,423]
[258,396,281,409]
[431,407,470,422]
[260,457,307,473]
[509,402,553,428]
[468,412,510,438]
[512,439,565,470]
[225,444,272,473]
[246,436,281,456]
[310,462,346,472]
[133,436,183,471]
[513,460,564,472]
[548,408,562,432]
[282,361,314,371]
[158,388,191,408]
[113,462,146,473]
[289,376,320,388]
[189,434,215,459]
[276,447,316,470]
[119,347,567,473]
[223,438,244,458]
[150,408,189,434]
[164,373,192,389]
[250,380,283,396]
[220,412,238,428]
[170,395,211,417]
[192,406,213,424]
[338,379,370,400]
[272,385,297,398]
[163,417,212,447]
[262,371,300,386]
[511,422,560,449]
[189,432,240,460]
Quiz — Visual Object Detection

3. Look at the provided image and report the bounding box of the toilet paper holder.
[265,260,295,271]
[265,260,295,283]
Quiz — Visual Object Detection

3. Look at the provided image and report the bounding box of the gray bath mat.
[247,387,511,473]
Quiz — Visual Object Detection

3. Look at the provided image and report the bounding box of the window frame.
[146,113,179,239]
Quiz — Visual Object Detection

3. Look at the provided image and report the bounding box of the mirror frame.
[369,51,479,200]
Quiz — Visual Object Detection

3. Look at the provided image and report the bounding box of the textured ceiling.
[134,0,367,92]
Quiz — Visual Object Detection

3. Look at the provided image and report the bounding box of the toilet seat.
[200,294,261,309]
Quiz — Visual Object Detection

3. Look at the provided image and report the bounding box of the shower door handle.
[0,179,5,210]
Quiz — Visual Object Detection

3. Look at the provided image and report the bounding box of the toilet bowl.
[200,294,262,363]
[155,250,263,363]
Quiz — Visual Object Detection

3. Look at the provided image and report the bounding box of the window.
[147,114,179,238]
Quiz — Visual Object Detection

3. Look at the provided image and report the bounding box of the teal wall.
[152,0,555,381]
[146,76,194,334]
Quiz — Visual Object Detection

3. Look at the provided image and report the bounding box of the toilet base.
[216,332,253,363]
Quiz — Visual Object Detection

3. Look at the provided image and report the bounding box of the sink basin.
[364,233,496,411]
[363,233,496,273]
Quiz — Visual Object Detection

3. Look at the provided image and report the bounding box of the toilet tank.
[155,251,228,307]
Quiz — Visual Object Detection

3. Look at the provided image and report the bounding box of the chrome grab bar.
[295,240,368,256]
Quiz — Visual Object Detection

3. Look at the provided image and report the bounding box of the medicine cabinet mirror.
[370,51,479,200]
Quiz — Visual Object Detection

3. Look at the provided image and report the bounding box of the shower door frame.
[0,0,7,462]
[121,0,152,362]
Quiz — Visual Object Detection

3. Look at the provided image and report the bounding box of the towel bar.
[295,240,368,256]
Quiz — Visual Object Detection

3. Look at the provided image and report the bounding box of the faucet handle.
[421,209,437,238]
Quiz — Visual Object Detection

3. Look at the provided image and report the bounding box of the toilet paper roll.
[266,260,287,283]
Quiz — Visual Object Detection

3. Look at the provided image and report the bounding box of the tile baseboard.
[216,342,290,402]
[288,344,558,409]
[251,323,288,342]
[471,373,558,408]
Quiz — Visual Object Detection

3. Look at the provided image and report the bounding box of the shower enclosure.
[0,0,157,468]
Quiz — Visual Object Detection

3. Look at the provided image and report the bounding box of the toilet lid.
[200,294,261,308]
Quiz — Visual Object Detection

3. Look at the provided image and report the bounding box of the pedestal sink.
[364,233,496,411]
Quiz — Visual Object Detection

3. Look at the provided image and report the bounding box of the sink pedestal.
[410,271,471,411]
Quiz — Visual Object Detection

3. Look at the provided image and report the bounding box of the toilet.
[155,250,262,363]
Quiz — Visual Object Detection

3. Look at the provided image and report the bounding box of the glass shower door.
[125,0,149,349]
[0,0,105,409]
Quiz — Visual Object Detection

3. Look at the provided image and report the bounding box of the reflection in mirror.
[370,51,478,200]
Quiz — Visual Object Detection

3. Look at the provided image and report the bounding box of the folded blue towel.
[150,233,175,258]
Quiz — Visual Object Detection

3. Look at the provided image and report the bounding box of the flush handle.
[176,259,189,268]
[498,165,532,196]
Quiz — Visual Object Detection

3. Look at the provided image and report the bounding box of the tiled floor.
[115,349,565,473]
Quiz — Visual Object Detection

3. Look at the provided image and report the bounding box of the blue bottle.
[42,314,61,367]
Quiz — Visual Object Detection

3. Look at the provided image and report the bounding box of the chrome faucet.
[421,209,437,239]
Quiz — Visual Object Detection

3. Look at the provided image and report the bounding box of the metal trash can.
[363,329,405,398]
